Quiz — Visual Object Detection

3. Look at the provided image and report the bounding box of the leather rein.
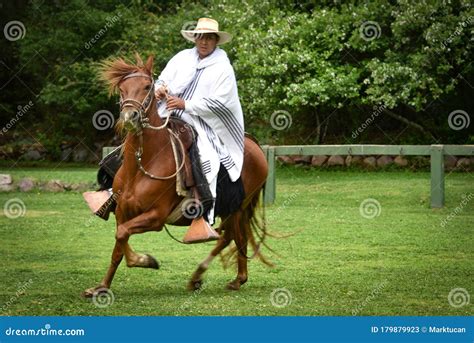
[119,72,185,180]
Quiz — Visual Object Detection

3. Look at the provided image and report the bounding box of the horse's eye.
[145,85,151,91]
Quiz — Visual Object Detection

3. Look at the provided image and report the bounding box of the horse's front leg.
[82,241,123,298]
[116,210,165,268]
[82,210,164,298]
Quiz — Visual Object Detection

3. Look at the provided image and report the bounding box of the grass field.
[0,165,472,316]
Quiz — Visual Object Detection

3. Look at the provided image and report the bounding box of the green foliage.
[223,0,473,143]
[2,0,472,157]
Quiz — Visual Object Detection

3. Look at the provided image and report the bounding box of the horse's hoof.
[82,289,94,298]
[82,285,108,298]
[145,254,160,269]
[226,280,241,291]
[188,280,202,291]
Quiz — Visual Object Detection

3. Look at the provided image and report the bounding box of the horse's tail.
[221,184,274,267]
[243,185,274,266]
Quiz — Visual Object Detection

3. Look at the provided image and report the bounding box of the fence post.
[262,145,268,201]
[430,144,445,208]
[264,146,276,205]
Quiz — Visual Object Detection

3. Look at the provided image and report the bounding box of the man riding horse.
[83,18,270,296]
[155,18,244,242]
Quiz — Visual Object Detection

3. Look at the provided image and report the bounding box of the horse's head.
[101,54,154,133]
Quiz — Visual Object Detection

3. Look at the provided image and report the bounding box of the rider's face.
[195,33,218,59]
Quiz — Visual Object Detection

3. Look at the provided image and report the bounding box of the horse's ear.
[145,55,154,75]
[134,52,144,67]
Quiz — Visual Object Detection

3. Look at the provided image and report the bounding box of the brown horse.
[83,54,270,297]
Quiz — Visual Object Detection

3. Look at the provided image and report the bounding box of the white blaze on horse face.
[118,76,151,132]
[122,110,134,122]
[121,109,139,131]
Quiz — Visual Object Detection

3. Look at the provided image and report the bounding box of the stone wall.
[277,155,474,171]
[0,175,95,192]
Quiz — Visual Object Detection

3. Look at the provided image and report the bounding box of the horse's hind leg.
[188,219,233,291]
[227,211,249,290]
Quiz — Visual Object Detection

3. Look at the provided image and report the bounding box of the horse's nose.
[122,110,139,123]
[131,110,139,121]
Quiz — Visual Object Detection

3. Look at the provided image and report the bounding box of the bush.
[2,0,472,161]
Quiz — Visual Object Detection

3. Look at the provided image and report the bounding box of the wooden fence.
[103,144,474,209]
[261,144,474,208]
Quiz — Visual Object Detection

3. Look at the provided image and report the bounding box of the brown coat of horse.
[83,55,269,297]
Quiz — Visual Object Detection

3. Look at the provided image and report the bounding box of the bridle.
[118,71,185,180]
[119,72,169,130]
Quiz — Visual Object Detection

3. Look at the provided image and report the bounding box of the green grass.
[0,165,97,184]
[0,166,472,316]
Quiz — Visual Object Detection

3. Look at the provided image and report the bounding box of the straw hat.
[181,18,232,45]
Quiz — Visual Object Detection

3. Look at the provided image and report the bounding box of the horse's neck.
[145,101,163,128]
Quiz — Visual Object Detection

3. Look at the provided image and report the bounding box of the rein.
[119,72,185,180]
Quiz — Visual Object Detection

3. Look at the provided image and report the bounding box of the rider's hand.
[166,96,185,111]
[154,86,168,101]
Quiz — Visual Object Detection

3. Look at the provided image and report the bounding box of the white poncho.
[155,47,244,222]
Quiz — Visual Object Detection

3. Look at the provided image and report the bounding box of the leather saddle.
[88,117,199,220]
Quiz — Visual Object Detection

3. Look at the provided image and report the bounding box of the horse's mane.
[100,53,151,95]
[100,53,154,140]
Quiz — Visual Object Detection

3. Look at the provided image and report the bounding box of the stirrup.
[183,217,220,244]
[83,190,114,220]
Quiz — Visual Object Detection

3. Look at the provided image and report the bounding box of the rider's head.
[180,18,232,59]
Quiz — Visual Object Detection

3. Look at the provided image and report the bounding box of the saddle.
[88,117,214,222]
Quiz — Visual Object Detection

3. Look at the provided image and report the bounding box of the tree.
[2,0,472,161]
